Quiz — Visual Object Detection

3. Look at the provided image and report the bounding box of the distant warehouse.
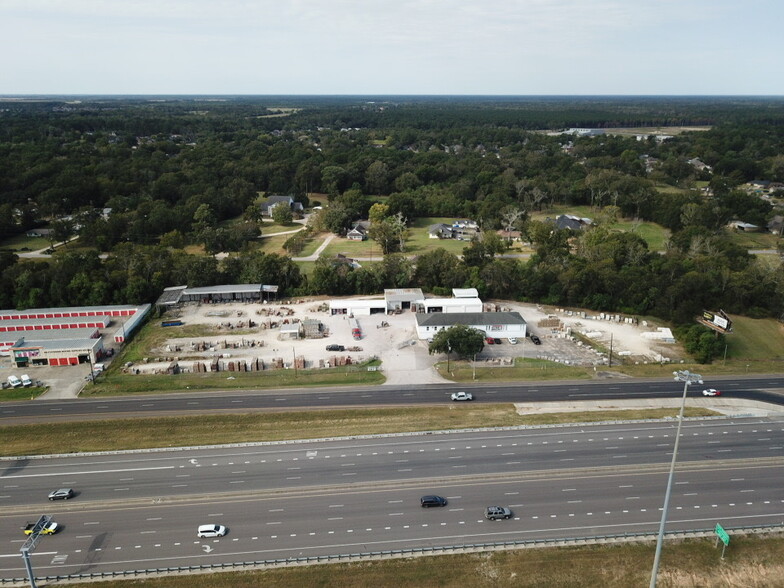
[156,284,279,308]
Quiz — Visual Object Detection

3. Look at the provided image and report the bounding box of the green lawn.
[529,206,670,251]
[725,315,784,361]
[0,404,716,456]
[405,217,468,255]
[725,229,779,250]
[0,231,50,252]
[0,386,46,402]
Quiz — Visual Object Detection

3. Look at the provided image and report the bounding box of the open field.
[0,231,49,251]
[65,534,784,588]
[725,229,780,250]
[85,366,384,395]
[725,315,784,361]
[0,405,717,456]
[530,205,671,251]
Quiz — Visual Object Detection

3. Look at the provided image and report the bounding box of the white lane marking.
[2,466,175,479]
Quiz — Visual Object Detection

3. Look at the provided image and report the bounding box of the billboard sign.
[699,310,733,334]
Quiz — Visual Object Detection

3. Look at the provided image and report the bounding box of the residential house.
[347,221,371,241]
[728,220,761,232]
[452,219,479,240]
[428,223,453,239]
[687,158,712,173]
[554,214,592,231]
[333,254,362,269]
[260,195,304,217]
[767,215,784,235]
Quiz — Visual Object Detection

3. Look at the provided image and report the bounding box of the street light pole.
[649,369,703,588]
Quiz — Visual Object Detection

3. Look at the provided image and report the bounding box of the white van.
[20,374,32,387]
[7,375,22,388]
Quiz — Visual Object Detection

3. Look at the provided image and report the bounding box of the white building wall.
[329,299,386,316]
[416,322,526,340]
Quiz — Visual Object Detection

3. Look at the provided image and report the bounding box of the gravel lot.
[3,297,684,398]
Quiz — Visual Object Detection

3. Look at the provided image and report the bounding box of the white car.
[451,392,474,401]
[20,374,32,387]
[702,388,721,397]
[197,524,227,538]
[507,337,518,345]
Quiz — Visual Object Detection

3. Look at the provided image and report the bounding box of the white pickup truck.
[7,375,22,388]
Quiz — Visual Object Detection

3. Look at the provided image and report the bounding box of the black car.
[530,335,541,345]
[420,495,447,507]
[325,344,345,352]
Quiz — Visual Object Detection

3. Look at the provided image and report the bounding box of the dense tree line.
[2,96,784,361]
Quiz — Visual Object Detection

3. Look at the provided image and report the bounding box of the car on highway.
[485,506,513,520]
[702,388,721,396]
[451,391,474,401]
[420,495,447,507]
[530,335,541,345]
[325,344,345,352]
[23,521,58,535]
[197,524,227,538]
[48,488,74,501]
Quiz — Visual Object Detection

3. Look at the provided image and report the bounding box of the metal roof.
[415,312,526,328]
[0,305,136,318]
[183,284,263,295]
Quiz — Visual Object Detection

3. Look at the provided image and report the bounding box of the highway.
[1,375,783,424]
[1,416,784,579]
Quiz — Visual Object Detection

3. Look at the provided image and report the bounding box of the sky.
[1,0,783,95]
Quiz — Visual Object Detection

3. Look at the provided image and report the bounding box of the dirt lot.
[130,298,682,386]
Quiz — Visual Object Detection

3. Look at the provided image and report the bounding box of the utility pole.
[649,369,703,588]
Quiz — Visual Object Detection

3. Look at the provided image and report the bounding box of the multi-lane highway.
[2,416,784,580]
[1,375,783,424]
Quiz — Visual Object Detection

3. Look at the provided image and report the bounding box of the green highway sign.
[715,523,730,546]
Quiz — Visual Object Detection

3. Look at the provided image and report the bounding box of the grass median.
[0,405,716,456]
[66,534,784,588]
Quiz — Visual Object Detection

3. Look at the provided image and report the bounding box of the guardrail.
[2,522,782,585]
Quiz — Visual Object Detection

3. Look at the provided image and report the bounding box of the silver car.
[485,506,513,520]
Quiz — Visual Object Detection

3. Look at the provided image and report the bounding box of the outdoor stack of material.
[166,362,180,375]
[538,317,561,328]
[294,356,306,369]
[210,358,220,372]
[193,362,208,373]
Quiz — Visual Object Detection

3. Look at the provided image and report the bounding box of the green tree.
[428,325,485,358]
[271,203,294,225]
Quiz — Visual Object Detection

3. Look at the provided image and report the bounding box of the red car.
[485,337,494,345]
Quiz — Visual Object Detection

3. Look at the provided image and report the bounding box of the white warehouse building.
[412,297,483,314]
[415,312,527,340]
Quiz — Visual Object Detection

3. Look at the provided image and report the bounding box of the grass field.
[725,228,780,250]
[0,386,45,402]
[63,529,784,588]
[0,404,716,456]
[0,232,50,251]
[529,205,671,251]
[725,315,784,361]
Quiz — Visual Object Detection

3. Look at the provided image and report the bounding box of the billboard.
[698,309,733,334]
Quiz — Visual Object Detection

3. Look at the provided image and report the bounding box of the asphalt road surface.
[2,375,783,425]
[2,417,783,579]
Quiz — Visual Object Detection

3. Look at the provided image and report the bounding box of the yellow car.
[23,521,58,535]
